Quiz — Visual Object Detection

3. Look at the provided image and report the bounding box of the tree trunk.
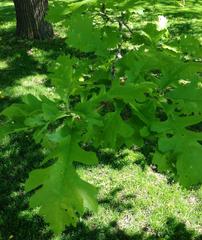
[13,0,53,39]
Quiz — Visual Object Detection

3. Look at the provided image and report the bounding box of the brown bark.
[13,0,53,39]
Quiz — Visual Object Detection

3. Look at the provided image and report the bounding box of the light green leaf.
[25,128,98,233]
[177,144,202,187]
[67,14,101,53]
[49,55,74,98]
[102,111,134,148]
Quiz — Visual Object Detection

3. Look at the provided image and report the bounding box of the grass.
[75,150,202,239]
[0,0,202,240]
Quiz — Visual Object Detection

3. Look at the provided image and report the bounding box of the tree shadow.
[0,4,15,23]
[0,2,67,94]
[0,0,201,96]
[63,218,202,240]
[0,133,54,240]
[0,2,202,240]
[0,2,95,101]
[98,186,135,213]
[0,134,202,240]
[0,26,67,88]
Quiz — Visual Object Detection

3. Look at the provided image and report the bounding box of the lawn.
[0,1,202,240]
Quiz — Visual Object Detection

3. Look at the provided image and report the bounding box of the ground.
[0,1,202,240]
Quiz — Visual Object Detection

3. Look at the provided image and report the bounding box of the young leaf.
[25,128,98,233]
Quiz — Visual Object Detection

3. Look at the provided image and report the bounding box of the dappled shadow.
[131,0,202,36]
[0,4,15,23]
[0,134,202,240]
[63,218,202,240]
[0,4,95,96]
[0,0,201,94]
[166,10,201,19]
[0,3,68,93]
[98,186,135,213]
[0,133,54,240]
[96,147,147,170]
[0,26,67,89]
[0,1,202,240]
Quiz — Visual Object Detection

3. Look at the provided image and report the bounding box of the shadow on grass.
[0,134,202,240]
[63,218,202,240]
[0,133,53,240]
[98,186,135,213]
[0,0,201,94]
[0,26,67,89]
[0,5,15,23]
[0,2,202,240]
[0,2,68,95]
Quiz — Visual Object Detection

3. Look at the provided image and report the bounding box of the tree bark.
[13,0,53,39]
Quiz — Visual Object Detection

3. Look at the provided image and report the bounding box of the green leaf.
[22,94,42,109]
[26,163,97,233]
[167,81,202,114]
[25,127,98,233]
[67,14,101,53]
[41,97,64,121]
[24,114,45,127]
[102,111,134,148]
[152,151,171,172]
[49,55,74,98]
[151,115,202,186]
[1,104,29,119]
[177,144,202,187]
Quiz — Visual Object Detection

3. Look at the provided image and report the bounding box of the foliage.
[1,0,202,234]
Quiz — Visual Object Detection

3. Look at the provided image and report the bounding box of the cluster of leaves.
[1,0,202,234]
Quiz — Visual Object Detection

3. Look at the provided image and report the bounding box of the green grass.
[0,1,202,240]
[1,140,202,240]
[73,149,202,240]
[0,1,67,109]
